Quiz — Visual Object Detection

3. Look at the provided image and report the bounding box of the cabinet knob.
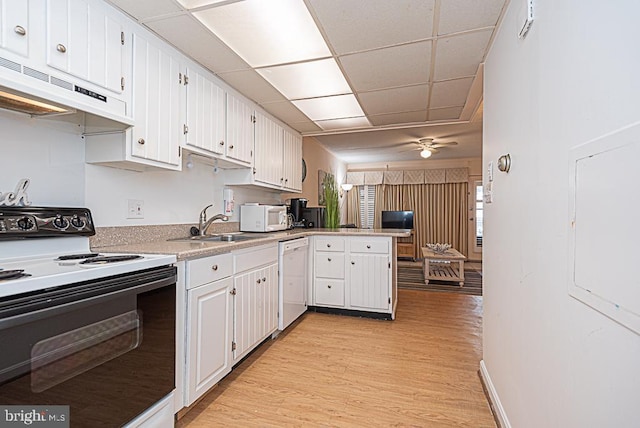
[351,261,355,265]
[262,277,267,282]
[14,26,26,36]
[56,44,67,53]
[366,245,371,249]
[211,265,218,271]
[229,144,234,149]
[219,141,225,146]
[327,285,332,289]
[327,258,332,262]
[137,138,145,145]
[326,244,331,248]
[257,278,261,284]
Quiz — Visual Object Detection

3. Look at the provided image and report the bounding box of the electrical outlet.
[127,199,144,219]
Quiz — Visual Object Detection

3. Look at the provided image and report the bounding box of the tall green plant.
[323,172,340,228]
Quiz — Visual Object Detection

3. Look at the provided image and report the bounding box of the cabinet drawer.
[314,279,344,307]
[187,253,233,289]
[314,237,345,252]
[315,253,345,279]
[233,244,278,274]
[349,239,389,254]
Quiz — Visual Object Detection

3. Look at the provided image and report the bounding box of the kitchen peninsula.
[91,226,410,414]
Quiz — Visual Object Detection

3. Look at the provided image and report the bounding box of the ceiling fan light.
[420,149,432,158]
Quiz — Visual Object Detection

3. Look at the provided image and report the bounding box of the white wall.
[483,1,640,427]
[0,112,282,227]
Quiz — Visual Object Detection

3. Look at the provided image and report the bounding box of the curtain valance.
[346,167,469,185]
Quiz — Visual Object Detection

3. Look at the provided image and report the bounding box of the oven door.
[0,266,176,427]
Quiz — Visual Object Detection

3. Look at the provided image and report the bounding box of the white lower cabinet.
[312,236,393,315]
[232,244,278,362]
[184,253,233,407]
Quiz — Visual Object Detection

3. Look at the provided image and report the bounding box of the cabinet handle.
[14,26,26,36]
[326,244,331,248]
[262,277,267,282]
[219,141,225,146]
[327,285,332,289]
[366,245,371,249]
[327,258,332,262]
[211,265,218,271]
[56,44,67,53]
[351,261,355,265]
[229,145,234,149]
[137,138,145,145]
[257,278,261,284]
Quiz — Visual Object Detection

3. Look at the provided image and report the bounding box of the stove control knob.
[17,216,35,231]
[53,215,69,230]
[71,214,85,229]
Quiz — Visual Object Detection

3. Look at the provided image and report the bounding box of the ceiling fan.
[413,138,458,158]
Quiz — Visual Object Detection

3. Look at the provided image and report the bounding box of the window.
[359,185,375,229]
[475,181,483,250]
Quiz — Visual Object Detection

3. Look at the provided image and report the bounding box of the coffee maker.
[288,198,307,227]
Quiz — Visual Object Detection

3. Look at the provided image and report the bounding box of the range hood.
[0,63,134,134]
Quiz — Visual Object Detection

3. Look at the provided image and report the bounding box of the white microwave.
[240,204,288,232]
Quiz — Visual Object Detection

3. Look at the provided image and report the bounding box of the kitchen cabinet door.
[349,253,390,311]
[46,0,125,94]
[226,92,254,165]
[131,32,183,168]
[186,276,233,406]
[254,111,283,187]
[283,129,302,192]
[185,67,225,156]
[0,0,30,58]
[233,262,278,362]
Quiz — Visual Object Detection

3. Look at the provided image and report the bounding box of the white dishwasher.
[278,237,309,330]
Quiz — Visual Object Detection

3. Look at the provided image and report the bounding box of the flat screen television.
[381,210,414,229]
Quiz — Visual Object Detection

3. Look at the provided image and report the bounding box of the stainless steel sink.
[168,232,263,243]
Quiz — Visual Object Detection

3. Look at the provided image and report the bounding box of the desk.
[421,247,466,286]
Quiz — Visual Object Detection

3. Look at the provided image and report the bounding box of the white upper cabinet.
[130,31,183,168]
[283,129,303,192]
[254,111,284,187]
[184,66,226,156]
[46,0,125,94]
[0,0,30,58]
[226,92,254,165]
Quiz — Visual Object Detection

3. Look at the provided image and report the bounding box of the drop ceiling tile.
[433,30,492,80]
[358,85,429,116]
[308,0,435,54]
[146,15,249,73]
[340,41,431,92]
[430,78,473,108]
[438,0,505,35]
[369,111,427,126]
[292,94,364,121]
[291,121,323,133]
[316,117,371,131]
[428,106,463,121]
[260,101,312,124]
[194,0,331,67]
[257,59,351,100]
[107,0,183,21]
[218,70,286,104]
[177,0,227,9]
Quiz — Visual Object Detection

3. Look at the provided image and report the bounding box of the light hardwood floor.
[177,290,495,427]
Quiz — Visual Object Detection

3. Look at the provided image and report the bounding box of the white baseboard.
[479,360,511,428]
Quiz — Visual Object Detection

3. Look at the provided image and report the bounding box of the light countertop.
[93,228,411,261]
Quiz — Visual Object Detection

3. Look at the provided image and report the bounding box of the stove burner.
[0,269,31,281]
[79,255,143,265]
[55,253,101,261]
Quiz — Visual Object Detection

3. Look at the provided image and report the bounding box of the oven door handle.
[0,267,176,329]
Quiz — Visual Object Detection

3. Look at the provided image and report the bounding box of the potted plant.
[322,172,340,228]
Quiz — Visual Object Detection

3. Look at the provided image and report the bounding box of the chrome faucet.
[198,204,229,236]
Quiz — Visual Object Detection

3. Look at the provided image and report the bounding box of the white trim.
[479,360,511,428]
